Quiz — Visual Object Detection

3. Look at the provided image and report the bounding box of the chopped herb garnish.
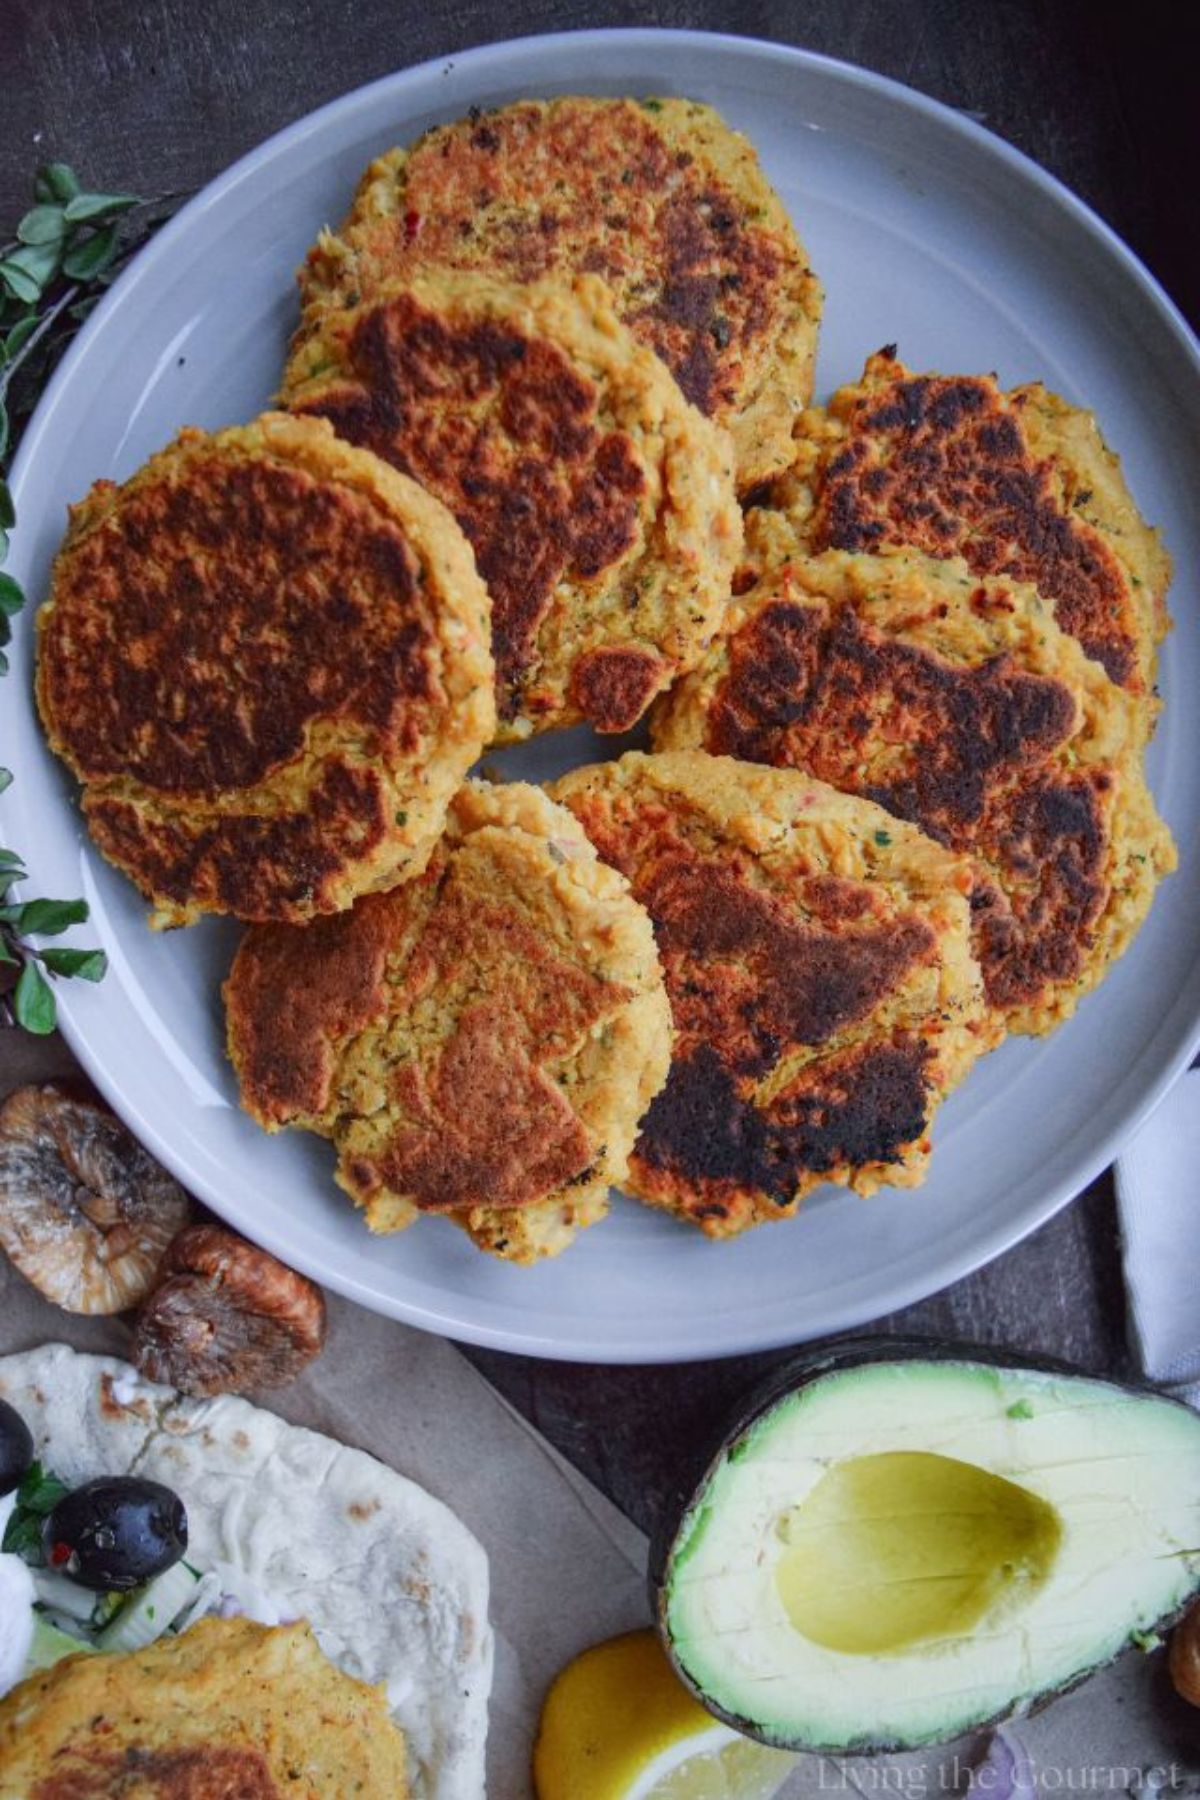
[873,830,891,847]
[1006,1399,1035,1421]
[2,1458,70,1562]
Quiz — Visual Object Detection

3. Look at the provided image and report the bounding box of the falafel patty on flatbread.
[295,96,823,490]
[551,751,993,1240]
[284,271,742,741]
[225,780,671,1265]
[0,1344,491,1799]
[654,513,1175,1036]
[0,1617,411,1798]
[777,349,1170,715]
[36,413,495,928]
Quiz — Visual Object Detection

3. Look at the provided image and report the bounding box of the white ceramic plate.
[3,30,1198,1362]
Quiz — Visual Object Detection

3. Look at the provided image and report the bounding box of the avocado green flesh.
[664,1359,1200,1751]
[776,1451,1062,1655]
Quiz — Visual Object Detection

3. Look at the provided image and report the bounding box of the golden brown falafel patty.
[654,516,1175,1035]
[37,413,495,928]
[284,271,741,740]
[777,350,1170,706]
[0,1617,409,1798]
[225,780,671,1265]
[552,751,992,1239]
[296,96,823,489]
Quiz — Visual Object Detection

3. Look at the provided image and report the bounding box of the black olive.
[43,1477,187,1591]
[0,1399,33,1499]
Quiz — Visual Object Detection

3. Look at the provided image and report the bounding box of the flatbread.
[0,1344,491,1800]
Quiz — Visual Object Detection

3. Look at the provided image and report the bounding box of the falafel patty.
[0,1617,409,1797]
[295,96,823,490]
[551,751,992,1239]
[284,271,742,741]
[37,413,495,928]
[654,512,1175,1036]
[225,780,671,1265]
[777,349,1170,714]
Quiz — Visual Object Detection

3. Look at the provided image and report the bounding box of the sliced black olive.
[43,1477,187,1591]
[0,1398,33,1499]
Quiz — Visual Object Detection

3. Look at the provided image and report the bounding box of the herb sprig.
[1,1458,70,1563]
[1,164,182,1033]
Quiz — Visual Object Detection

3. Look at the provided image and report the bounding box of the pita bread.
[0,1344,491,1800]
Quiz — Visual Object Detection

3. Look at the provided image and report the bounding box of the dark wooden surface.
[0,0,1190,1536]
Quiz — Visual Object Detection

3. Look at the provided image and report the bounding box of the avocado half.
[650,1337,1200,1754]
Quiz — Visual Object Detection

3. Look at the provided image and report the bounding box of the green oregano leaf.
[62,225,118,282]
[13,960,56,1033]
[0,261,41,305]
[35,164,81,204]
[0,478,14,529]
[4,313,40,360]
[16,205,67,247]
[3,241,61,290]
[2,896,89,935]
[39,946,108,981]
[62,192,139,225]
[0,573,24,614]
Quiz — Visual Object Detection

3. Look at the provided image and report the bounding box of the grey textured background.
[0,0,1193,1534]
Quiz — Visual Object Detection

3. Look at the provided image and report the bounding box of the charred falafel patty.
[552,750,993,1238]
[225,780,671,1265]
[37,413,495,928]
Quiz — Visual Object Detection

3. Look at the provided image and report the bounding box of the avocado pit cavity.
[775,1450,1063,1655]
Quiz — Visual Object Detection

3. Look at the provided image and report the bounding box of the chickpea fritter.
[284,273,742,741]
[654,514,1175,1036]
[780,349,1171,715]
[37,413,495,927]
[224,781,671,1264]
[296,96,823,490]
[552,751,993,1238]
[0,1617,409,1797]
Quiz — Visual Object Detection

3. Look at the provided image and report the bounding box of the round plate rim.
[5,26,1199,1362]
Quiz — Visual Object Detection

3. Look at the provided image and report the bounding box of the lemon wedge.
[533,1628,795,1800]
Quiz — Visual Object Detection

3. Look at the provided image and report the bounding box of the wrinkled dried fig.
[0,1085,191,1313]
[1170,1599,1200,1707]
[132,1224,326,1396]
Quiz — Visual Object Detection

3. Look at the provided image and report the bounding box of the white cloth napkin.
[1114,1066,1200,1408]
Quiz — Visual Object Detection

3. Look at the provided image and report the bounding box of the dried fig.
[132,1224,326,1396]
[1170,1598,1200,1707]
[0,1084,190,1313]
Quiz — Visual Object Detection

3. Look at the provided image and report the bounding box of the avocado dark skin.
[648,1333,1200,1755]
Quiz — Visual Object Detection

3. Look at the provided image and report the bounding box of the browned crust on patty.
[552,752,989,1237]
[288,287,646,720]
[786,350,1169,700]
[653,525,1175,1034]
[36,415,495,926]
[30,1744,281,1799]
[225,781,671,1260]
[227,849,621,1214]
[296,97,823,488]
[284,273,742,743]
